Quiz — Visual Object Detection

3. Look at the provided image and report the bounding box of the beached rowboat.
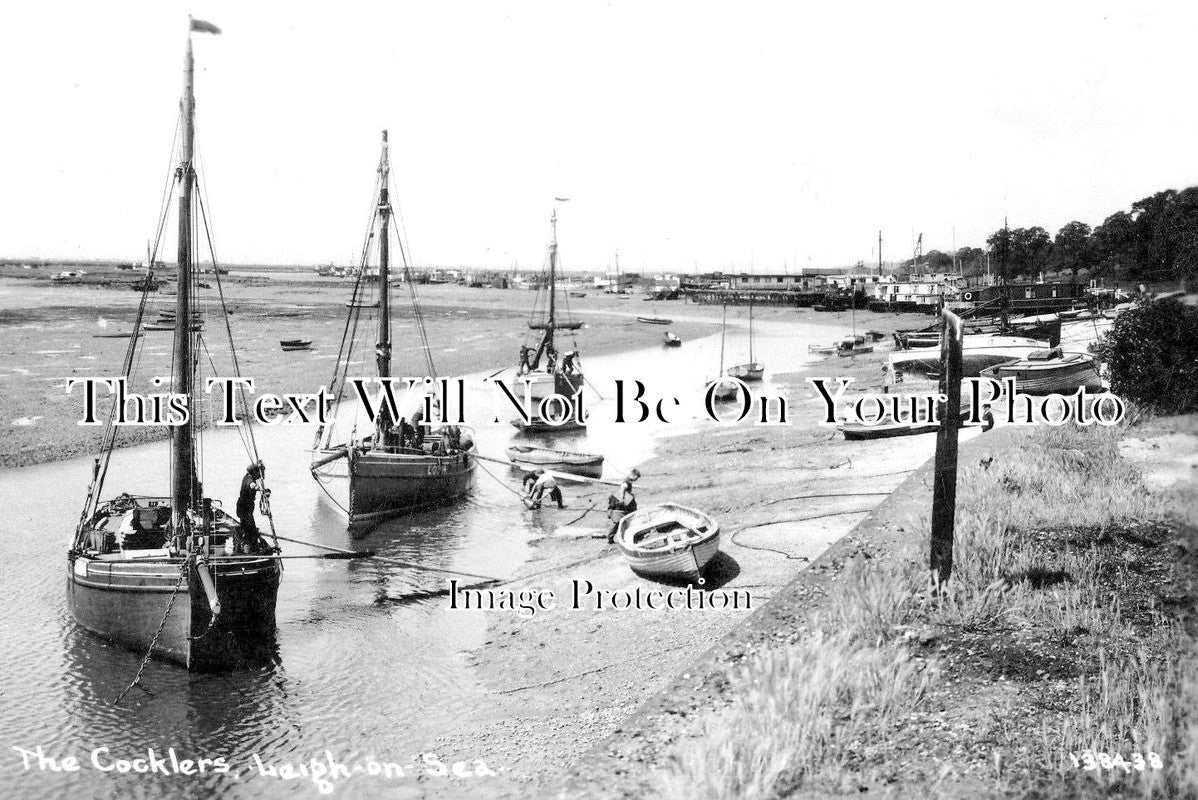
[979,348,1103,395]
[637,316,672,325]
[505,445,604,478]
[615,503,720,583]
[726,362,764,381]
[280,338,313,351]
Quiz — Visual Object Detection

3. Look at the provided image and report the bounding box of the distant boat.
[808,342,838,355]
[637,316,672,325]
[92,331,142,339]
[279,338,313,351]
[663,331,682,347]
[979,348,1103,395]
[569,291,587,298]
[615,503,721,583]
[727,296,764,381]
[864,329,886,341]
[708,304,739,401]
[505,444,603,478]
[511,209,586,432]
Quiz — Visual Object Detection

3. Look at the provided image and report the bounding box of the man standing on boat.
[236,462,267,553]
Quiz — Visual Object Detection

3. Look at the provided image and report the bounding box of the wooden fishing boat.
[569,291,587,298]
[808,343,838,355]
[311,132,474,532]
[505,445,604,478]
[615,504,721,583]
[279,338,313,351]
[68,23,281,671]
[637,316,672,325]
[510,210,587,432]
[727,296,765,381]
[979,348,1103,395]
[663,331,682,347]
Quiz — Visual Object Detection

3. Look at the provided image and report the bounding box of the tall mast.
[878,230,883,275]
[171,35,198,522]
[748,295,754,363]
[376,131,392,381]
[546,210,557,351]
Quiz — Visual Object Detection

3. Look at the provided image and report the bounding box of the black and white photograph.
[1,2,1196,798]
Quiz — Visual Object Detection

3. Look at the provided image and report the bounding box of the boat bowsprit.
[505,444,604,478]
[615,504,721,583]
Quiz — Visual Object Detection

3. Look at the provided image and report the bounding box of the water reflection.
[1,321,831,799]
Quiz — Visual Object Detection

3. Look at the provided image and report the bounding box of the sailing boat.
[511,210,587,432]
[837,285,874,357]
[726,297,764,381]
[67,23,281,671]
[311,132,475,532]
[707,304,739,401]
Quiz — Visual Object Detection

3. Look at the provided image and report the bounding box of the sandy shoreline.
[0,276,924,469]
[2,273,941,797]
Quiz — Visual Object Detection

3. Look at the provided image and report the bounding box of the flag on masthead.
[190,18,221,35]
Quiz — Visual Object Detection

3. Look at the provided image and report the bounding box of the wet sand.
[0,273,939,795]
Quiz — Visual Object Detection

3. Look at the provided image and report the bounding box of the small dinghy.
[280,338,313,351]
[569,291,587,298]
[808,342,838,355]
[726,362,764,382]
[663,331,682,347]
[637,316,672,325]
[505,444,604,478]
[615,503,720,583]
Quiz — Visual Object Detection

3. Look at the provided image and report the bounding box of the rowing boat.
[505,444,604,478]
[614,503,720,583]
[637,316,672,325]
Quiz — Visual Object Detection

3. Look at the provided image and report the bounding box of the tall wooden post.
[930,309,964,583]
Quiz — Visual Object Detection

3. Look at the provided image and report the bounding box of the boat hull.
[980,355,1103,395]
[615,504,721,580]
[344,449,475,530]
[510,370,586,431]
[727,363,764,381]
[505,446,604,478]
[67,554,280,670]
[889,337,1046,377]
[620,534,721,578]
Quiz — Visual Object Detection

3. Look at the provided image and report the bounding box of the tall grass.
[656,423,1195,799]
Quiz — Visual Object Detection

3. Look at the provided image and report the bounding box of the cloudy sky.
[2,1,1196,271]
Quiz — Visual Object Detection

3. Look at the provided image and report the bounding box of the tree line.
[902,187,1198,284]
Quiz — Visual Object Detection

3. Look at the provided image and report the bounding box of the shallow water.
[0,320,832,799]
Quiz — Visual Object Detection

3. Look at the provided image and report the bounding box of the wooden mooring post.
[930,309,964,583]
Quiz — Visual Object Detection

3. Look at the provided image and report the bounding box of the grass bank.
[656,420,1197,799]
